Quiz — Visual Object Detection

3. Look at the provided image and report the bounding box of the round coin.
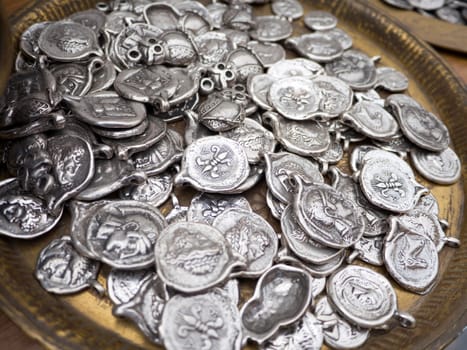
[410,147,461,185]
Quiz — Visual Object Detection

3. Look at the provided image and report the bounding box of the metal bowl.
[0,1,13,95]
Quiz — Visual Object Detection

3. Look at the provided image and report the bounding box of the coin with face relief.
[213,208,278,278]
[194,31,234,65]
[314,296,370,350]
[341,101,400,141]
[266,190,287,220]
[84,200,167,269]
[187,193,251,225]
[348,235,384,266]
[268,59,324,82]
[247,74,275,110]
[325,50,377,90]
[38,21,103,61]
[358,149,428,213]
[174,136,250,193]
[271,0,304,20]
[160,288,242,350]
[260,312,323,350]
[386,94,450,152]
[131,128,184,176]
[304,10,338,31]
[250,15,293,42]
[35,236,100,294]
[0,178,63,239]
[113,275,166,345]
[292,177,365,249]
[76,158,146,201]
[321,28,353,50]
[240,264,313,344]
[155,221,245,293]
[375,67,409,92]
[264,152,324,204]
[285,33,344,63]
[263,112,331,156]
[327,265,416,328]
[281,205,343,265]
[119,172,173,207]
[68,9,107,33]
[20,22,51,60]
[408,0,445,10]
[410,147,461,185]
[107,268,156,305]
[384,217,439,294]
[247,41,286,68]
[220,118,277,163]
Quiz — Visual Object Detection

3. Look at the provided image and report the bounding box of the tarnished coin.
[281,205,343,265]
[269,77,320,120]
[247,41,286,68]
[20,22,51,60]
[292,178,365,249]
[174,136,250,193]
[263,112,331,156]
[187,193,251,225]
[315,296,370,350]
[386,94,450,152]
[384,218,439,294]
[375,67,409,92]
[327,265,415,328]
[38,21,103,61]
[341,100,399,141]
[0,178,63,239]
[247,74,275,110]
[304,10,338,31]
[358,150,428,213]
[155,221,245,293]
[268,58,324,79]
[271,0,304,20]
[113,275,166,344]
[160,288,242,350]
[120,173,173,207]
[325,50,377,90]
[35,236,100,294]
[348,235,384,266]
[213,208,278,278]
[410,147,461,185]
[264,152,323,203]
[250,15,293,42]
[107,268,156,305]
[85,200,167,269]
[68,9,107,33]
[285,33,343,63]
[312,75,353,120]
[221,118,277,163]
[240,264,312,344]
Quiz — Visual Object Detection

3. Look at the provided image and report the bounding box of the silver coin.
[293,178,365,249]
[221,118,277,163]
[187,193,251,225]
[103,11,138,36]
[247,41,286,68]
[226,47,263,83]
[358,150,428,213]
[327,265,415,328]
[271,0,304,20]
[348,235,384,266]
[107,268,155,305]
[268,58,324,79]
[206,2,228,28]
[285,33,343,63]
[314,296,370,349]
[88,60,117,94]
[213,208,278,278]
[229,163,265,194]
[50,63,92,97]
[76,158,146,201]
[91,117,149,140]
[35,235,100,294]
[38,21,103,61]
[14,52,36,72]
[155,221,244,293]
[247,74,275,110]
[68,9,107,33]
[194,31,234,65]
[266,190,287,220]
[281,205,343,265]
[0,178,63,239]
[222,2,254,31]
[325,50,377,90]
[372,135,414,158]
[341,100,399,141]
[386,94,450,152]
[85,200,167,269]
[414,192,440,216]
[384,218,439,294]
[240,264,312,344]
[436,6,465,24]
[410,147,461,185]
[119,173,173,207]
[218,28,251,47]
[349,144,380,172]
[264,151,323,203]
[174,136,250,193]
[263,112,331,156]
[320,28,353,50]
[160,288,242,350]
[304,10,338,31]
[20,22,51,60]
[313,137,344,173]
[375,67,409,92]
[354,88,385,105]
[408,0,445,10]
[143,3,180,31]
[250,15,293,42]
[312,75,353,120]
[382,0,414,10]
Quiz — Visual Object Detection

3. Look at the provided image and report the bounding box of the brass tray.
[3,0,467,349]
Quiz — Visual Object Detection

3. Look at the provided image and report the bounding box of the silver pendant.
[250,15,293,42]
[247,74,275,110]
[143,3,180,32]
[68,9,107,33]
[20,22,51,60]
[271,0,304,20]
[266,190,287,220]
[226,47,263,83]
[50,62,93,97]
[348,235,384,266]
[268,58,324,79]
[107,268,156,305]
[247,41,286,68]
[304,10,338,31]
[285,33,343,63]
[410,146,461,185]
[194,31,235,65]
[312,75,353,121]
[320,28,353,50]
[119,172,173,207]
[375,66,409,92]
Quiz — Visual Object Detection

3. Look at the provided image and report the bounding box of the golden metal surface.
[1,0,466,349]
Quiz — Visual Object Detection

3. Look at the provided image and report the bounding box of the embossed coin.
[250,15,293,42]
[68,9,107,33]
[120,173,173,207]
[304,10,338,30]
[312,75,353,120]
[348,235,384,266]
[285,33,343,63]
[375,67,409,92]
[247,74,275,110]
[107,268,156,305]
[20,22,51,60]
[247,41,286,68]
[271,0,304,20]
[410,147,461,185]
[268,58,324,79]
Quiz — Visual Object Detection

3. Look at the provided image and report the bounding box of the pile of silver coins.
[382,0,467,25]
[0,0,462,349]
